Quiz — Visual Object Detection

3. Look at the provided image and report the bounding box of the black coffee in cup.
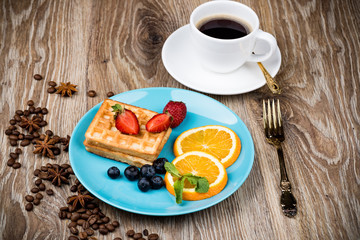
[198,17,251,39]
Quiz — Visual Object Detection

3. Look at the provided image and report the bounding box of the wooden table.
[1,0,359,239]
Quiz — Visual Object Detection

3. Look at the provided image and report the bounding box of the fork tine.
[267,99,272,132]
[263,100,267,129]
[277,99,283,135]
[272,99,277,130]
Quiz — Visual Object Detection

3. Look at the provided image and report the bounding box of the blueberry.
[107,166,120,179]
[137,177,151,192]
[150,176,164,189]
[152,158,169,174]
[140,164,156,179]
[124,166,140,181]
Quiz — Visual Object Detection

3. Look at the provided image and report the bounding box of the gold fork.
[263,99,297,217]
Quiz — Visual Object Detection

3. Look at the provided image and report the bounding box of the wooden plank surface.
[0,0,359,239]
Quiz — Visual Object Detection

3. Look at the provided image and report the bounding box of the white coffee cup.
[190,1,277,73]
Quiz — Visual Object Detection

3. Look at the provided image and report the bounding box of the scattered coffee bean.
[60,206,69,212]
[88,217,97,226]
[27,100,34,106]
[14,115,21,122]
[31,187,40,193]
[133,233,143,239]
[42,108,48,114]
[81,214,90,220]
[71,213,81,222]
[77,219,86,226]
[10,152,18,159]
[53,147,61,155]
[16,110,24,116]
[12,162,21,169]
[25,195,34,202]
[24,110,30,116]
[20,139,31,147]
[99,224,105,229]
[68,236,79,240]
[10,140,18,146]
[38,183,46,191]
[25,203,33,211]
[9,135,18,141]
[47,87,56,93]
[34,178,42,186]
[92,224,99,230]
[143,229,149,236]
[77,208,86,214]
[126,230,135,237]
[34,169,41,176]
[105,224,115,232]
[148,233,159,240]
[41,166,48,172]
[33,198,41,206]
[25,134,34,140]
[29,106,35,113]
[70,227,79,235]
[34,74,43,80]
[46,189,54,195]
[12,130,20,136]
[70,185,78,192]
[18,134,24,140]
[61,163,71,169]
[107,91,115,97]
[85,228,94,236]
[35,107,42,113]
[7,158,16,167]
[87,90,97,97]
[68,221,77,228]
[45,130,53,136]
[112,221,119,228]
[15,148,22,154]
[10,119,16,125]
[82,221,90,229]
[35,193,43,200]
[48,81,57,87]
[114,238,122,240]
[5,129,12,135]
[67,212,72,219]
[79,232,87,240]
[40,121,47,127]
[99,228,108,235]
[59,211,67,219]
[32,132,40,138]
[102,217,110,224]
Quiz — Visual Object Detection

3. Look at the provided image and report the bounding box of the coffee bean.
[9,135,18,140]
[68,221,77,228]
[99,228,108,235]
[87,90,97,97]
[40,121,47,127]
[10,119,16,125]
[35,107,42,113]
[70,227,79,235]
[10,140,18,146]
[34,169,41,176]
[53,147,61,155]
[77,219,85,226]
[46,189,54,195]
[32,132,40,138]
[107,91,115,97]
[10,152,18,159]
[47,87,56,93]
[31,187,39,193]
[126,230,135,237]
[88,216,97,226]
[7,158,15,166]
[81,214,90,220]
[68,236,79,240]
[148,233,159,240]
[18,134,24,140]
[5,129,12,135]
[113,238,122,240]
[69,185,78,192]
[41,166,48,172]
[67,212,72,219]
[48,81,57,87]
[85,228,94,236]
[68,205,75,213]
[61,163,71,169]
[14,115,21,122]
[24,134,34,140]
[12,162,21,169]
[45,130,53,136]
[105,224,115,232]
[25,195,34,202]
[102,216,110,224]
[15,148,22,154]
[29,106,35,113]
[25,203,33,211]
[133,233,142,239]
[96,219,103,224]
[24,110,30,116]
[71,213,81,222]
[60,206,69,212]
[79,232,87,240]
[33,179,42,187]
[27,100,34,106]
[12,130,20,136]
[91,224,99,230]
[82,221,90,229]
[112,221,119,228]
[9,125,16,130]
[76,208,86,214]
[99,224,105,229]
[34,74,43,80]
[35,193,43,200]
[98,212,105,218]
[58,211,67,219]
[20,139,30,147]
[33,198,41,205]
[38,183,46,191]
[143,229,149,236]
[16,110,23,116]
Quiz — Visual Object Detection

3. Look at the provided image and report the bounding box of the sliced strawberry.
[146,112,172,133]
[111,104,139,135]
[163,101,187,128]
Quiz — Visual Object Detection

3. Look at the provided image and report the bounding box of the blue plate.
[69,87,254,216]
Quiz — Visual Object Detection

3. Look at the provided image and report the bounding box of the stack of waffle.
[84,99,172,167]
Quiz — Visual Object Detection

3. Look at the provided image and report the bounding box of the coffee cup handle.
[247,30,277,62]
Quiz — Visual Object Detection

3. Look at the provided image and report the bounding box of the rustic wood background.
[1,0,359,239]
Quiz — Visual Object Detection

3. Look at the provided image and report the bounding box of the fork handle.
[276,145,297,217]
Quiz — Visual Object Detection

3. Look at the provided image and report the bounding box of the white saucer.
[161,25,282,95]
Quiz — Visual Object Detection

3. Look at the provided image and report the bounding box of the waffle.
[84,99,172,165]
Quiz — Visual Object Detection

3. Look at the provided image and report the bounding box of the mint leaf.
[164,162,181,178]
[185,175,198,185]
[174,177,186,204]
[195,177,209,193]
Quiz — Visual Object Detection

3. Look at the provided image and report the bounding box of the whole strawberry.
[163,101,187,128]
[112,104,140,135]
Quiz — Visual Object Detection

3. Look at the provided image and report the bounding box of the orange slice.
[164,151,227,201]
[173,125,241,168]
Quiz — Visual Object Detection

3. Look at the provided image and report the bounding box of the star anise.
[67,191,94,209]
[48,167,69,186]
[55,82,78,97]
[61,135,71,152]
[33,134,59,159]
[19,116,41,133]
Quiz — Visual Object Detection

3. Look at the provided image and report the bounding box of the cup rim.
[190,1,260,42]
